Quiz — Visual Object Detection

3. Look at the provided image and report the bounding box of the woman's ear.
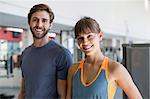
[99,32,103,41]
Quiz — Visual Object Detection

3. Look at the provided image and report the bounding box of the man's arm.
[57,49,73,99]
[66,67,73,99]
[57,79,67,99]
[18,78,25,99]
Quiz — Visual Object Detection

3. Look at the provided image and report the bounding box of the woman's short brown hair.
[74,17,101,38]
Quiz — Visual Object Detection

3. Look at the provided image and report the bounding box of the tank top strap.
[79,59,85,69]
[101,56,109,81]
[72,60,85,78]
[102,57,109,70]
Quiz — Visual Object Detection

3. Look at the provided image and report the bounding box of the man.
[18,4,73,99]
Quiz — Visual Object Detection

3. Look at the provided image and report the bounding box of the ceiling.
[0,12,28,29]
[0,12,73,33]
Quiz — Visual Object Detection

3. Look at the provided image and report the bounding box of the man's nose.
[37,20,43,27]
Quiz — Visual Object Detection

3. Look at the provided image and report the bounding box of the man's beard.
[30,27,49,39]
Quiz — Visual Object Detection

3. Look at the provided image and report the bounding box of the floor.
[0,87,19,99]
[0,87,123,99]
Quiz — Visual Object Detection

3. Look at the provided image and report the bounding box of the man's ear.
[49,23,53,29]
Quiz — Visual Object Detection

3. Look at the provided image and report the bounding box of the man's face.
[29,11,51,39]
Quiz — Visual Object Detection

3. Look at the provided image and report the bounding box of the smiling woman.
[66,17,142,99]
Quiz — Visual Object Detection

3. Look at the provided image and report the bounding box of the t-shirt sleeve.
[56,49,73,80]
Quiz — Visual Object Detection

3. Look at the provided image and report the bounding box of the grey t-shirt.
[21,40,73,99]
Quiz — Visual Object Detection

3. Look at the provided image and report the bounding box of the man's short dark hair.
[28,4,54,24]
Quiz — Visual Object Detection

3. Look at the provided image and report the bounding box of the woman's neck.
[85,52,105,65]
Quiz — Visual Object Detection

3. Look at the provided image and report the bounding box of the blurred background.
[0,0,149,99]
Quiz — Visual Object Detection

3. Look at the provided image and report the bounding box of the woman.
[67,17,142,99]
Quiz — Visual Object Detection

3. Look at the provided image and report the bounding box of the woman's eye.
[77,38,82,41]
[77,37,83,41]
[88,35,94,39]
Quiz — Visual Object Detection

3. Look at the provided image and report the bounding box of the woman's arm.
[66,63,79,99]
[112,63,142,99]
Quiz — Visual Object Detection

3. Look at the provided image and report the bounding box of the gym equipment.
[122,43,150,99]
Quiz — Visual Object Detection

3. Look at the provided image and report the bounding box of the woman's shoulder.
[68,63,80,78]
[107,58,126,78]
[69,63,80,73]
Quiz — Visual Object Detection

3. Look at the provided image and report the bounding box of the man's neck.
[33,37,50,47]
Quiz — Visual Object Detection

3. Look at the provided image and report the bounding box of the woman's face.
[76,32,103,56]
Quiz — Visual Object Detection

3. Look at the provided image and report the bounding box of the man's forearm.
[18,91,25,99]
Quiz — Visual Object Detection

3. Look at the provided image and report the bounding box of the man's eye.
[32,19,37,22]
[42,19,48,23]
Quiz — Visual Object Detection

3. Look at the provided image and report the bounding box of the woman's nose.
[83,38,89,44]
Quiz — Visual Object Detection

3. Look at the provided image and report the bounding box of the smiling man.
[18,4,73,99]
